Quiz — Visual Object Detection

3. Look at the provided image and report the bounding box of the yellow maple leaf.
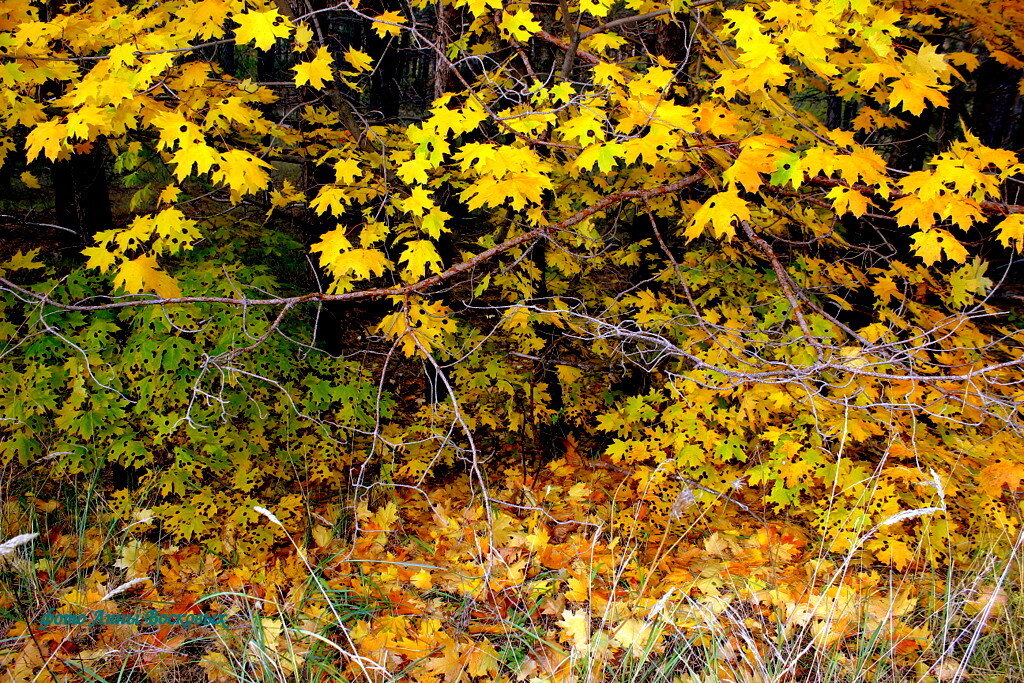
[311,227,390,290]
[910,228,967,265]
[208,97,261,127]
[423,640,500,679]
[344,48,373,72]
[996,214,1024,249]
[308,223,348,254]
[888,74,947,116]
[892,194,939,229]
[978,460,1024,497]
[871,275,903,304]
[234,9,292,51]
[460,172,552,210]
[25,119,66,161]
[556,609,591,651]
[333,158,362,185]
[827,186,869,217]
[455,0,502,17]
[151,111,201,151]
[581,0,612,18]
[371,10,407,38]
[376,301,456,356]
[584,32,625,53]
[83,246,118,273]
[292,22,313,50]
[171,142,218,180]
[941,197,982,231]
[310,186,351,216]
[1,250,43,273]
[397,157,432,184]
[148,208,200,253]
[463,641,500,678]
[724,145,777,192]
[370,501,399,531]
[499,9,541,42]
[114,256,182,298]
[410,569,432,589]
[293,46,334,88]
[574,142,624,174]
[870,537,916,570]
[611,618,655,656]
[177,0,232,40]
[423,645,466,681]
[859,51,899,81]
[560,111,605,144]
[66,105,105,140]
[158,184,180,205]
[992,50,1024,69]
[399,239,443,279]
[398,187,434,216]
[907,43,950,79]
[687,191,750,240]
[215,150,272,196]
[593,61,626,85]
[420,207,451,238]
[426,106,470,136]
[376,309,415,356]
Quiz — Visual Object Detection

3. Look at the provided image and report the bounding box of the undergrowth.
[2,460,1022,683]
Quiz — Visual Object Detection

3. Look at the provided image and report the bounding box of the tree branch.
[0,173,706,312]
[535,31,599,66]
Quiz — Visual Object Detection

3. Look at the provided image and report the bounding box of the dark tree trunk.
[0,141,21,194]
[432,3,458,98]
[654,19,692,66]
[365,31,406,118]
[967,58,1024,280]
[888,108,935,175]
[971,59,1024,206]
[51,144,112,242]
[971,59,1024,152]
[357,0,426,119]
[306,161,349,357]
[825,95,856,130]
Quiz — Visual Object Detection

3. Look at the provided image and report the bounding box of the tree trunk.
[51,144,112,243]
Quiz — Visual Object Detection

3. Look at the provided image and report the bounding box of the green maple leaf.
[769,151,804,188]
[575,142,625,173]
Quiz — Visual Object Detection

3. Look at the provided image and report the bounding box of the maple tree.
[1,0,1024,679]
